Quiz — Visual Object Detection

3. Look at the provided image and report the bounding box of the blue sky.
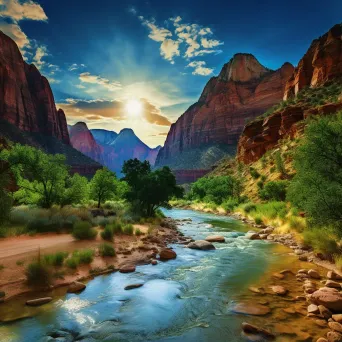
[0,0,341,147]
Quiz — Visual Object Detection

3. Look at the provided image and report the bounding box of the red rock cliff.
[155,53,294,169]
[284,24,342,100]
[0,31,70,144]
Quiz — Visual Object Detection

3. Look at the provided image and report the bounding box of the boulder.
[159,249,177,260]
[245,232,261,240]
[326,280,342,289]
[67,281,86,293]
[328,271,342,281]
[205,235,225,243]
[232,303,271,316]
[319,305,333,319]
[308,269,321,279]
[26,297,52,306]
[327,331,342,342]
[241,322,275,340]
[119,265,136,273]
[308,304,320,314]
[333,315,342,323]
[329,322,342,334]
[188,240,216,250]
[311,288,342,311]
[270,286,288,296]
[124,283,144,291]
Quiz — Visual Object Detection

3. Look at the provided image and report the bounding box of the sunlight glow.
[125,99,143,117]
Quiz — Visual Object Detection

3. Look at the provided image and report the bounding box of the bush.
[99,243,115,257]
[254,216,263,225]
[274,151,286,175]
[259,181,289,201]
[101,225,114,241]
[257,180,264,189]
[249,167,260,179]
[44,252,68,266]
[72,221,97,240]
[303,228,339,256]
[135,228,143,236]
[241,202,256,214]
[221,198,239,212]
[73,249,94,264]
[26,262,50,286]
[288,216,306,232]
[123,224,134,235]
[65,257,79,269]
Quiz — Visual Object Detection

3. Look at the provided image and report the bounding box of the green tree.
[259,180,289,201]
[1,144,68,208]
[90,168,117,208]
[60,173,89,206]
[122,159,183,217]
[287,113,342,233]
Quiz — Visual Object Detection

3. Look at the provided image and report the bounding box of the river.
[0,208,318,342]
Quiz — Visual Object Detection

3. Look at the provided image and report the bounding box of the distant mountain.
[69,125,161,176]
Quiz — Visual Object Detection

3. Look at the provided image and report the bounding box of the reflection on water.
[0,209,312,342]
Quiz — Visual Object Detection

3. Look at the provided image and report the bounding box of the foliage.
[274,151,286,176]
[99,243,115,257]
[73,249,94,264]
[60,173,89,207]
[89,168,118,208]
[249,167,260,179]
[221,198,240,212]
[26,261,50,286]
[287,113,342,234]
[135,227,143,236]
[72,221,97,240]
[259,180,289,201]
[188,175,243,205]
[303,228,339,256]
[288,216,306,232]
[44,252,69,266]
[123,223,134,235]
[241,202,256,214]
[101,225,114,241]
[254,216,263,225]
[122,159,183,217]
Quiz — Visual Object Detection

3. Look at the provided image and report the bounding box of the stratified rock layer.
[156,54,294,169]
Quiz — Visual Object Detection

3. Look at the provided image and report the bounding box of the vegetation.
[123,223,134,235]
[72,221,97,240]
[44,252,68,266]
[122,158,183,217]
[259,180,289,201]
[99,243,115,257]
[26,261,50,286]
[66,249,95,268]
[100,225,114,241]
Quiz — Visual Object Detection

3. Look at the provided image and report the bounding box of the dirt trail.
[0,234,75,259]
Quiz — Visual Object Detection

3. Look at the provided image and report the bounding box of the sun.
[125,99,143,117]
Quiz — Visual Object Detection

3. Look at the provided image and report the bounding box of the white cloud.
[142,18,172,42]
[187,61,214,76]
[0,0,47,22]
[69,63,85,71]
[201,37,223,49]
[160,39,180,63]
[33,45,48,68]
[75,84,86,89]
[0,21,29,49]
[79,72,122,91]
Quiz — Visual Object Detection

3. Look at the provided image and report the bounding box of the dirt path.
[0,234,75,259]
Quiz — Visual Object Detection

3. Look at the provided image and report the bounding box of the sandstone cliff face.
[0,31,69,144]
[156,54,294,169]
[69,122,104,164]
[238,24,342,164]
[284,24,342,100]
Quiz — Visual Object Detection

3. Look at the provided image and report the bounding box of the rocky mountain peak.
[218,53,270,83]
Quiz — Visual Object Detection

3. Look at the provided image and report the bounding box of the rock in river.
[270,286,288,296]
[241,322,275,340]
[26,297,52,306]
[119,265,136,273]
[67,281,86,293]
[188,240,216,250]
[159,248,177,260]
[311,287,342,311]
[205,235,225,243]
[232,303,271,316]
[124,283,144,290]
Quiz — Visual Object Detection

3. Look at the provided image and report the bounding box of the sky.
[0,0,341,147]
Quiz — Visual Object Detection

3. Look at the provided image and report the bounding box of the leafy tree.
[287,113,342,234]
[259,180,289,201]
[89,168,117,208]
[1,144,68,208]
[60,173,89,206]
[122,159,183,217]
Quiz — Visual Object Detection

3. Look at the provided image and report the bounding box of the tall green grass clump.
[66,249,95,268]
[303,228,339,257]
[123,224,134,235]
[72,221,97,240]
[44,251,68,266]
[26,261,51,286]
[99,243,115,257]
[101,225,114,241]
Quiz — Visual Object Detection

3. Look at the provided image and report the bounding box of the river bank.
[0,218,185,303]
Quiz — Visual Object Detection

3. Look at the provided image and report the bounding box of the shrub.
[73,249,94,264]
[72,221,97,240]
[99,243,115,257]
[249,167,260,179]
[241,202,256,214]
[274,151,286,175]
[257,180,264,189]
[101,225,114,241]
[221,198,239,212]
[123,224,134,235]
[26,262,50,286]
[44,251,68,266]
[303,228,339,256]
[288,216,306,232]
[135,228,143,236]
[259,181,289,201]
[254,216,263,225]
[65,257,79,269]
[334,255,342,271]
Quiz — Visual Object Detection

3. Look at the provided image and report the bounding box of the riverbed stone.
[245,232,261,240]
[317,338,328,342]
[327,331,342,342]
[241,322,275,340]
[119,265,136,273]
[309,269,321,279]
[326,280,342,289]
[272,272,285,280]
[124,283,144,290]
[333,315,342,323]
[299,255,308,261]
[311,288,342,311]
[205,235,225,243]
[249,287,264,294]
[188,240,216,250]
[159,248,177,260]
[270,286,288,296]
[319,305,333,319]
[329,322,342,333]
[232,303,271,316]
[308,304,320,314]
[26,297,52,306]
[67,281,86,293]
[328,271,342,281]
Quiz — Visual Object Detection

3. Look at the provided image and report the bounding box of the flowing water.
[0,209,322,342]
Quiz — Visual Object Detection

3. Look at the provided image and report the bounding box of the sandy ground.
[0,223,181,301]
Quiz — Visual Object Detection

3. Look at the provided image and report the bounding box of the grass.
[72,221,97,240]
[334,255,342,271]
[26,261,50,286]
[65,249,95,268]
[16,260,24,266]
[123,224,134,235]
[101,225,114,241]
[44,252,69,267]
[288,216,306,232]
[0,264,4,271]
[254,216,263,225]
[135,228,143,236]
[303,228,339,257]
[99,243,115,257]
